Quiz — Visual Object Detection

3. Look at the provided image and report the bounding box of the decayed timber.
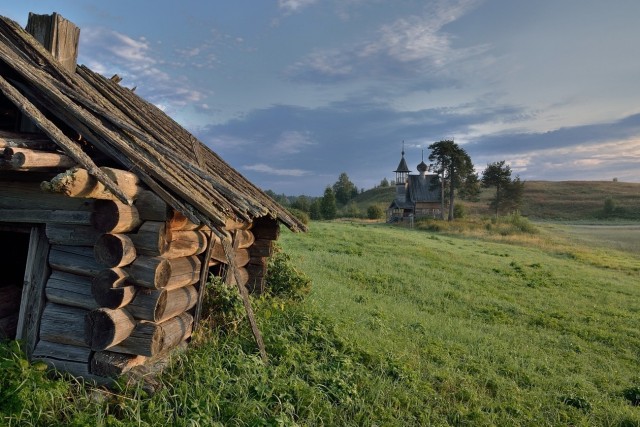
[0,209,91,225]
[109,312,193,357]
[0,181,93,211]
[49,245,103,277]
[92,199,142,233]
[236,229,255,249]
[250,239,274,258]
[41,167,143,201]
[1,147,76,170]
[46,223,101,246]
[91,351,146,377]
[94,233,136,267]
[45,270,98,310]
[85,307,136,351]
[128,221,170,256]
[164,230,207,258]
[125,255,171,289]
[125,288,166,321]
[92,268,137,309]
[165,256,201,290]
[39,302,88,347]
[211,244,249,267]
[157,285,197,323]
[134,190,170,221]
[0,130,56,150]
[25,12,80,74]
[32,340,93,379]
[16,227,50,358]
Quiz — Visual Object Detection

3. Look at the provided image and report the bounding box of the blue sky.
[5,1,640,195]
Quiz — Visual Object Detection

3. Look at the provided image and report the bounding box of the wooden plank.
[25,12,80,74]
[0,181,93,211]
[15,226,50,358]
[0,209,91,225]
[49,245,103,277]
[0,73,131,205]
[46,223,101,246]
[45,270,98,310]
[39,302,88,347]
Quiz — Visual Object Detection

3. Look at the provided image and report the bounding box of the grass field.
[1,219,639,425]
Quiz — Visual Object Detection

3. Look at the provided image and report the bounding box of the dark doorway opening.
[0,228,31,340]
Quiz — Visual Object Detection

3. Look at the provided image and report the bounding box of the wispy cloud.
[79,27,208,114]
[273,130,316,154]
[278,0,318,14]
[287,0,485,83]
[243,163,311,176]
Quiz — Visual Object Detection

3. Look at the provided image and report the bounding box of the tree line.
[266,140,525,222]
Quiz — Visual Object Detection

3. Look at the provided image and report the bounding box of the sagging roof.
[0,15,305,232]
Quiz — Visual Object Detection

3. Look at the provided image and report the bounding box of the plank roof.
[0,15,305,232]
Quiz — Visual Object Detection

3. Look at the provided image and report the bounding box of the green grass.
[2,220,640,425]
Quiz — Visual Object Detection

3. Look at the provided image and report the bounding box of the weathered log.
[45,223,101,246]
[0,285,22,318]
[125,256,171,289]
[92,268,137,309]
[109,312,193,357]
[91,200,142,233]
[0,180,93,211]
[32,340,92,379]
[0,209,91,225]
[90,351,146,377]
[236,229,255,249]
[128,221,170,256]
[224,217,251,231]
[0,131,56,150]
[48,245,103,277]
[45,270,98,310]
[85,307,136,351]
[125,288,166,322]
[134,190,170,221]
[211,244,250,267]
[2,147,75,169]
[41,167,143,201]
[94,234,136,268]
[249,239,274,258]
[165,256,201,290]
[164,230,207,259]
[157,285,197,323]
[167,210,189,230]
[40,302,88,347]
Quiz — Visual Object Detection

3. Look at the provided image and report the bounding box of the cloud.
[278,0,318,14]
[286,0,486,83]
[273,130,316,154]
[79,27,208,115]
[243,163,311,177]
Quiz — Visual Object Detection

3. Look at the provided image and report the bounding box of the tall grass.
[1,220,639,425]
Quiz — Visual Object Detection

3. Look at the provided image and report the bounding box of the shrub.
[603,197,616,217]
[200,274,246,331]
[504,211,538,234]
[288,208,310,225]
[367,205,384,220]
[453,203,466,219]
[265,245,311,300]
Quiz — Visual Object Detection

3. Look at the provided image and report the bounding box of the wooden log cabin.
[0,13,305,381]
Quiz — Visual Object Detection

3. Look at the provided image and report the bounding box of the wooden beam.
[0,74,132,205]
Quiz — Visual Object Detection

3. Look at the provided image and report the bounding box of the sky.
[5,1,640,195]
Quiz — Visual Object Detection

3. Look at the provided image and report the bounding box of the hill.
[351,181,640,220]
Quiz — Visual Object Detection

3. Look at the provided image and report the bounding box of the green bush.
[453,203,466,219]
[265,245,312,300]
[201,274,246,331]
[288,208,310,225]
[367,205,384,220]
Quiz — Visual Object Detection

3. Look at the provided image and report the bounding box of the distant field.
[354,180,640,221]
[542,223,640,254]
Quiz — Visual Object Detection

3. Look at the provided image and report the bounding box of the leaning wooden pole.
[192,229,216,330]
[222,234,268,363]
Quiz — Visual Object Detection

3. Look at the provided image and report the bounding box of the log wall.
[3,162,282,380]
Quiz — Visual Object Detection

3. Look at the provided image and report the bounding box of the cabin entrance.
[0,226,31,340]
